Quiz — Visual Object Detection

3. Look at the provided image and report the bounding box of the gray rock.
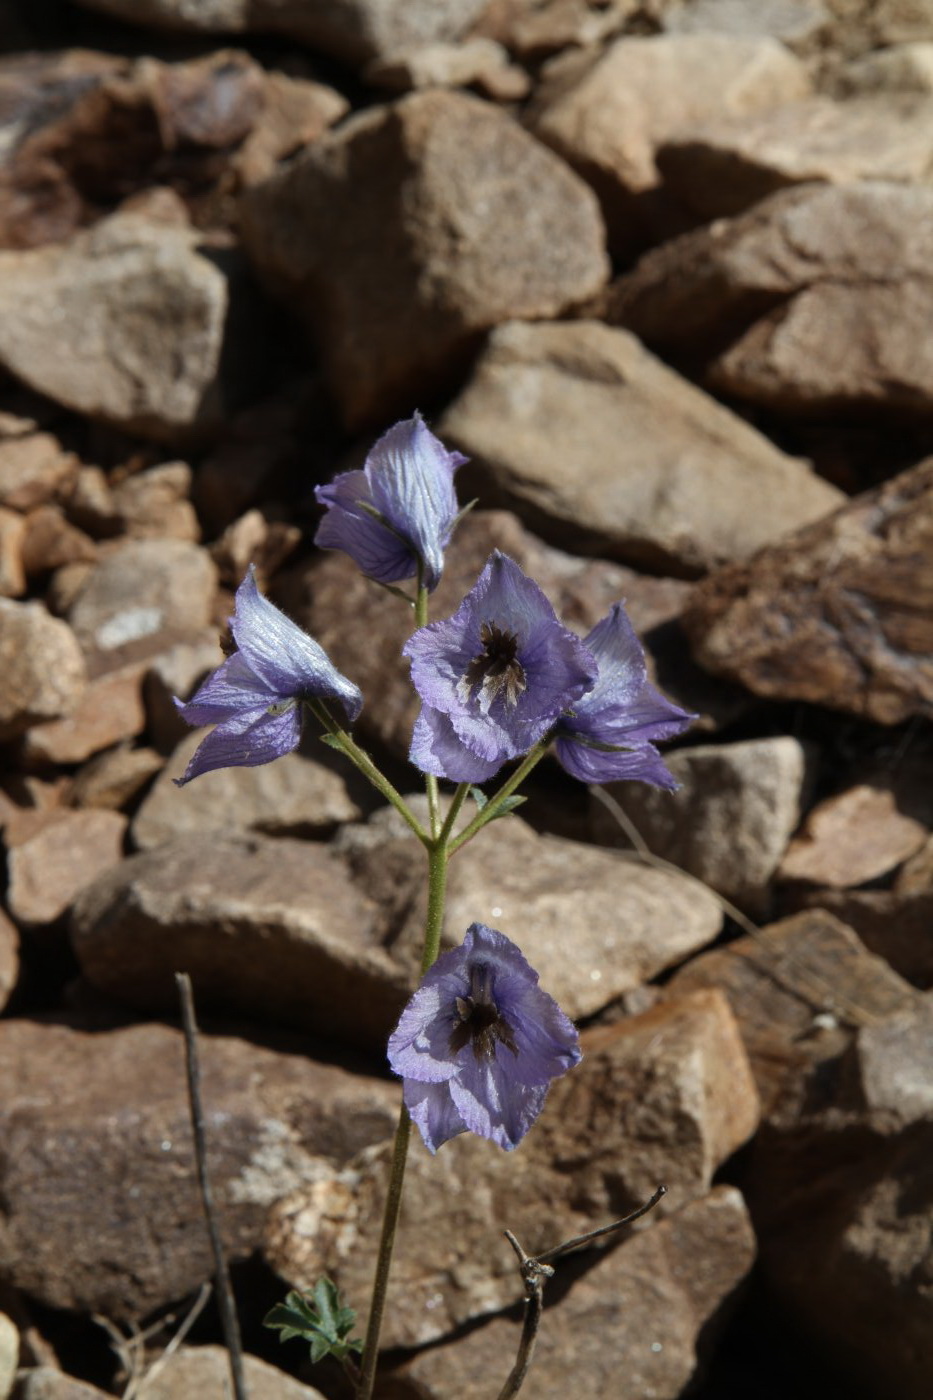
[239,91,608,429]
[836,41,933,94]
[661,0,828,44]
[439,320,843,576]
[138,1347,327,1400]
[6,811,127,926]
[14,1370,107,1400]
[0,1311,16,1400]
[0,599,86,742]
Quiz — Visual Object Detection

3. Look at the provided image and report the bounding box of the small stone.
[0,600,87,742]
[71,745,164,811]
[209,510,301,588]
[0,909,19,1014]
[0,1311,17,1400]
[21,663,148,764]
[13,1369,107,1400]
[779,782,930,888]
[0,433,75,511]
[20,506,98,576]
[233,71,348,185]
[897,834,933,892]
[365,37,530,98]
[837,41,933,95]
[62,466,120,537]
[855,1003,933,1128]
[661,0,828,45]
[6,810,127,926]
[0,508,25,596]
[143,633,225,752]
[796,888,933,988]
[110,462,199,541]
[137,1347,327,1400]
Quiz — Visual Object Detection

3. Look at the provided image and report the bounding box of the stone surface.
[0,1018,397,1317]
[66,539,217,673]
[0,508,25,596]
[142,632,227,752]
[0,213,229,439]
[386,1186,756,1400]
[132,731,363,850]
[439,320,842,576]
[0,1311,16,1400]
[779,782,930,888]
[608,181,933,417]
[70,834,407,1045]
[208,509,301,589]
[591,737,810,915]
[837,40,933,94]
[683,459,933,725]
[20,507,97,577]
[0,600,86,741]
[796,888,933,988]
[0,909,19,1014]
[527,33,809,253]
[898,833,933,892]
[661,0,829,44]
[6,811,127,926]
[0,433,75,511]
[232,71,349,186]
[365,37,530,99]
[265,988,759,1347]
[14,1371,106,1400]
[658,94,933,221]
[137,1347,327,1400]
[474,0,639,56]
[110,462,199,541]
[20,663,147,764]
[71,745,164,811]
[239,91,609,429]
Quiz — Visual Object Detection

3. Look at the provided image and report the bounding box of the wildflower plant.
[174,412,693,1398]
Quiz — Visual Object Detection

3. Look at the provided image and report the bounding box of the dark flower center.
[449,961,518,1061]
[457,621,526,710]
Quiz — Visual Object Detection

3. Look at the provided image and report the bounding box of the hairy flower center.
[457,621,526,711]
[449,961,518,1061]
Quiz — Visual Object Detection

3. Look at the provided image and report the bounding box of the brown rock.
[898,833,933,892]
[661,0,829,45]
[0,1309,17,1400]
[239,91,608,429]
[837,40,933,94]
[21,663,147,764]
[683,459,933,724]
[209,509,301,589]
[0,508,25,596]
[0,1018,398,1317]
[138,1347,326,1400]
[779,782,930,888]
[6,810,126,926]
[0,908,19,1013]
[0,432,75,511]
[0,600,86,741]
[265,989,759,1347]
[142,632,225,752]
[527,32,809,253]
[387,1186,756,1400]
[796,887,933,988]
[14,1370,107,1400]
[71,745,164,811]
[20,506,97,576]
[475,0,647,58]
[110,462,199,541]
[70,834,407,1045]
[232,72,349,186]
[365,37,530,99]
[61,466,120,538]
[439,320,842,576]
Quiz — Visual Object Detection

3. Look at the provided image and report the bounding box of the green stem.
[447,740,550,855]
[357,837,449,1399]
[308,701,429,849]
[437,781,471,847]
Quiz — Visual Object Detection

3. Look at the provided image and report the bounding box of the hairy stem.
[308,701,429,848]
[447,740,550,855]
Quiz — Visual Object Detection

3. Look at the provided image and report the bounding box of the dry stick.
[497,1186,668,1400]
[175,972,250,1400]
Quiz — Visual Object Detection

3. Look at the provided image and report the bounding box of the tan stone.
[0,433,75,511]
[365,37,530,99]
[0,908,18,1014]
[6,810,126,925]
[780,782,930,888]
[0,599,86,741]
[14,1369,107,1400]
[21,662,147,764]
[0,507,25,596]
[20,506,97,576]
[0,1310,17,1400]
[233,71,349,186]
[208,509,301,588]
[110,462,199,541]
[138,1347,326,1400]
[71,745,164,811]
[797,887,933,987]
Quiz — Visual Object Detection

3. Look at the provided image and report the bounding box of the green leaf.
[263,1279,362,1364]
[319,732,344,750]
[469,785,489,811]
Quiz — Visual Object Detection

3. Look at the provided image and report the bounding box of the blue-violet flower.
[404,551,598,783]
[554,602,694,787]
[173,566,362,785]
[388,923,581,1152]
[314,413,467,591]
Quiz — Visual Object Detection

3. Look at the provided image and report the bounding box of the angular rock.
[6,811,127,926]
[796,888,933,988]
[591,737,810,915]
[0,1018,398,1317]
[474,0,639,57]
[387,1186,756,1400]
[0,600,86,741]
[71,745,164,812]
[70,834,407,1045]
[527,33,809,253]
[265,989,759,1347]
[661,0,829,45]
[20,663,147,764]
[898,833,933,892]
[14,1371,106,1400]
[137,1348,326,1400]
[365,37,530,99]
[0,508,25,596]
[0,1310,16,1400]
[683,459,933,724]
[60,465,120,538]
[0,213,230,440]
[0,908,18,1014]
[232,72,349,186]
[208,510,301,589]
[132,731,363,850]
[439,320,842,576]
[239,91,608,428]
[67,539,217,673]
[659,94,933,221]
[779,782,930,889]
[608,181,933,416]
[143,632,227,752]
[0,432,75,510]
[837,40,933,94]
[110,462,199,541]
[20,506,97,577]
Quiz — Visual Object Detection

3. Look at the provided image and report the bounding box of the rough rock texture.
[20,663,147,764]
[71,745,164,811]
[608,181,933,416]
[837,40,933,94]
[0,909,19,1013]
[439,321,842,575]
[365,37,530,98]
[683,459,933,724]
[385,1186,756,1400]
[591,737,810,914]
[142,632,225,751]
[6,811,127,926]
[0,600,86,741]
[137,1346,327,1400]
[0,508,25,596]
[527,32,810,252]
[265,989,759,1347]
[660,0,829,44]
[797,888,933,988]
[0,1019,398,1317]
[779,781,930,888]
[0,433,75,511]
[0,1311,16,1400]
[14,1371,106,1400]
[239,92,609,429]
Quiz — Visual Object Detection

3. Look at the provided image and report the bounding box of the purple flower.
[388,923,581,1152]
[554,603,694,787]
[314,413,467,591]
[173,566,362,785]
[404,552,598,783]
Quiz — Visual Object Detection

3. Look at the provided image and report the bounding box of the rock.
[683,458,933,725]
[208,510,301,589]
[66,539,217,673]
[439,321,842,576]
[143,633,226,753]
[837,40,933,94]
[779,782,930,888]
[386,1186,756,1400]
[855,1002,933,1127]
[71,745,164,811]
[70,834,407,1045]
[527,33,809,253]
[0,509,25,596]
[591,737,810,915]
[60,466,120,538]
[265,989,759,1347]
[137,1347,327,1400]
[6,811,127,926]
[0,1311,17,1400]
[110,462,199,541]
[0,1018,398,1317]
[661,0,829,45]
[796,888,933,988]
[232,72,349,187]
[0,213,230,440]
[132,731,363,850]
[658,94,933,222]
[898,833,933,892]
[239,91,608,429]
[475,0,649,58]
[73,0,489,67]
[0,433,75,511]
[607,181,933,417]
[0,909,18,1013]
[0,600,86,742]
[20,663,147,764]
[365,37,530,99]
[14,1370,107,1400]
[20,507,97,577]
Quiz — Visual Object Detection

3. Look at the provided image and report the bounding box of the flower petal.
[403,1079,468,1154]
[554,735,681,787]
[315,468,417,584]
[409,706,503,783]
[449,1059,549,1151]
[174,651,275,725]
[366,414,466,590]
[174,703,303,785]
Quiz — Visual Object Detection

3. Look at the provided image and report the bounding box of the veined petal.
[404,1079,468,1154]
[315,469,417,584]
[449,1061,548,1152]
[366,414,466,590]
[174,651,275,725]
[554,735,681,787]
[174,703,303,785]
[409,706,504,782]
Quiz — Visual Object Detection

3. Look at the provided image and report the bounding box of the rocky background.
[1,0,933,1397]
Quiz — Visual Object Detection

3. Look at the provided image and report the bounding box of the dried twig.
[497,1185,667,1400]
[176,972,249,1400]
